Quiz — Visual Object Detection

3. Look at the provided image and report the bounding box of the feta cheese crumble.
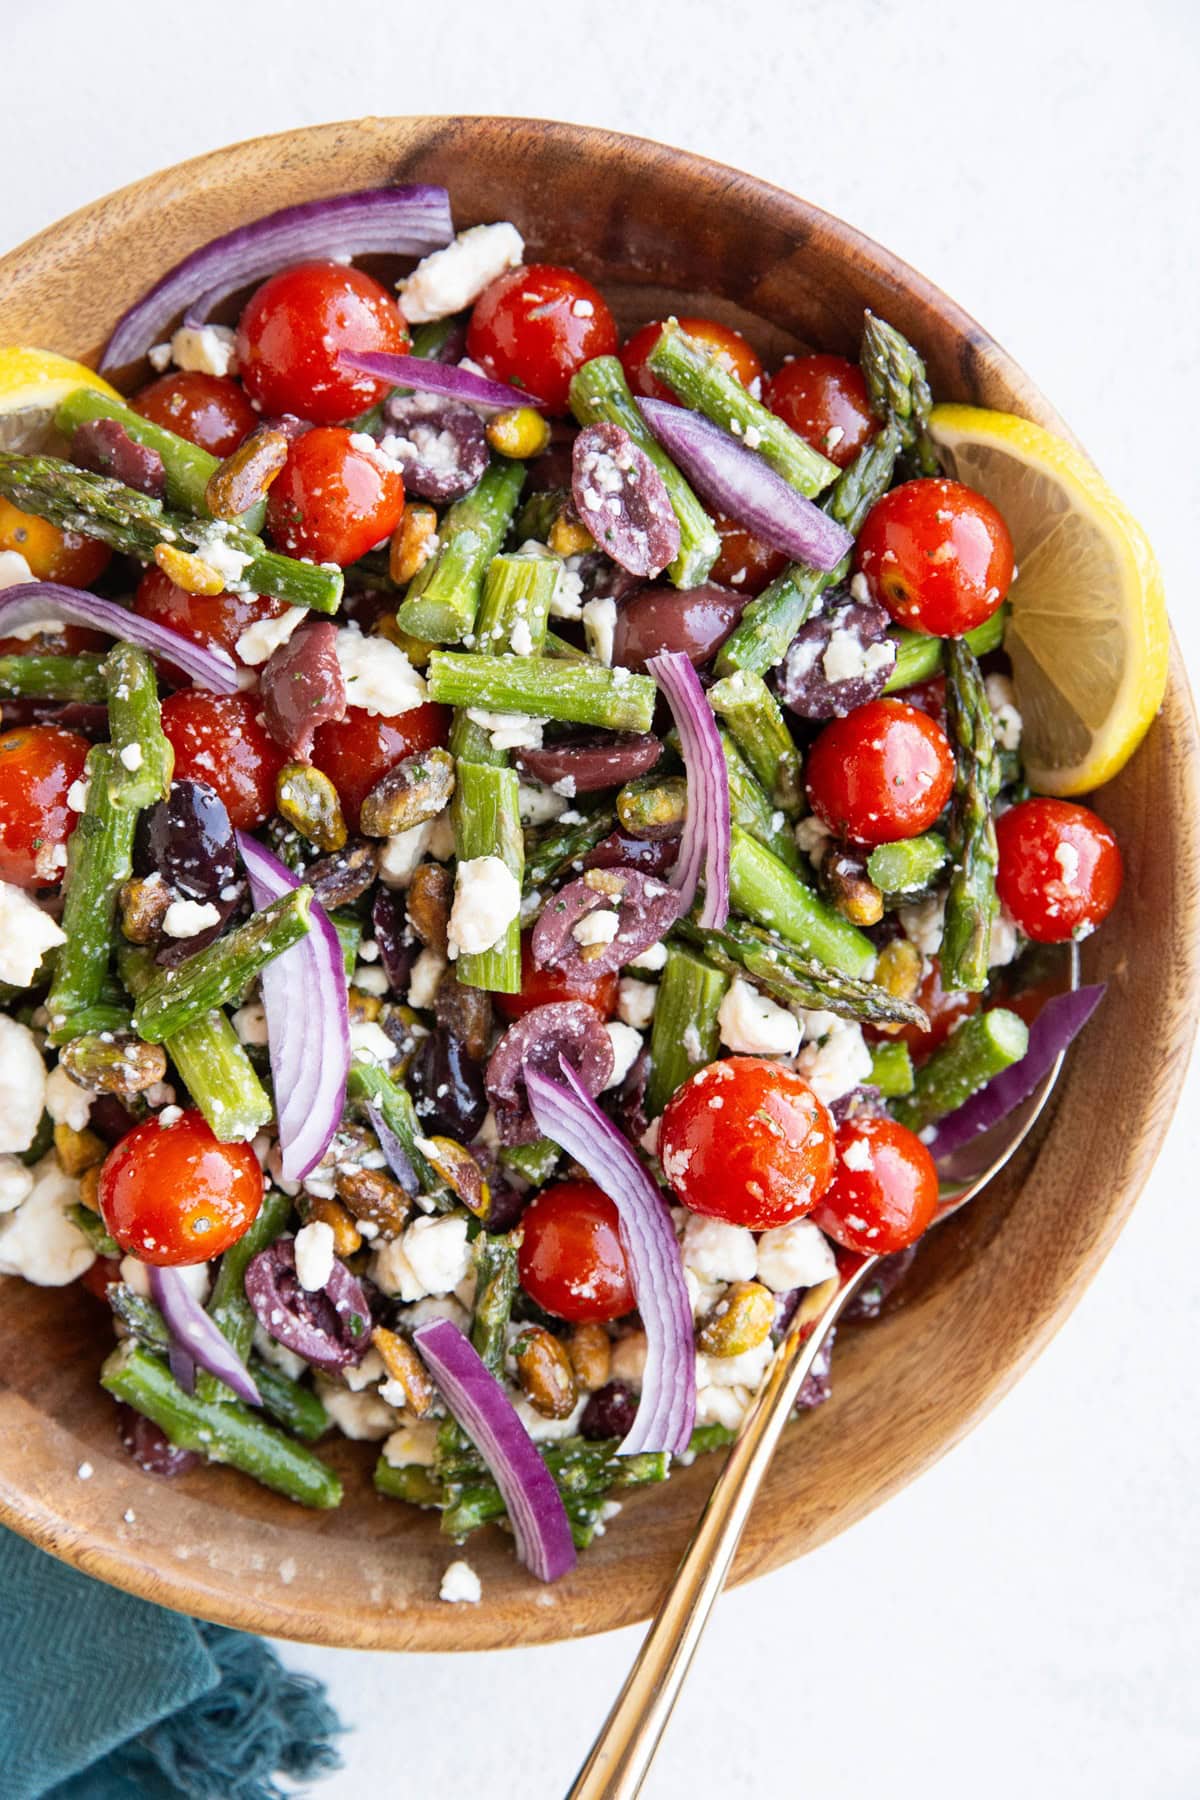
[335,626,427,716]
[399,222,524,323]
[0,882,66,988]
[755,1219,838,1292]
[447,856,521,958]
[602,1021,643,1090]
[0,1017,48,1155]
[371,1214,472,1302]
[294,1220,335,1292]
[582,594,617,666]
[0,1156,93,1285]
[439,1559,483,1604]
[617,976,657,1031]
[162,899,221,939]
[682,1214,757,1285]
[235,606,306,667]
[717,978,801,1058]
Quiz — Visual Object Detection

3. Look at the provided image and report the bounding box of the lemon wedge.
[0,346,120,454]
[928,403,1167,796]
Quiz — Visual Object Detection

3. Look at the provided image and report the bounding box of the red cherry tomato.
[620,316,763,405]
[0,496,110,588]
[855,478,1014,637]
[467,264,617,413]
[659,1057,836,1230]
[266,426,405,566]
[130,371,258,455]
[708,511,788,596]
[517,1180,634,1323]
[763,355,877,469]
[312,701,450,831]
[805,699,954,846]
[134,565,287,668]
[78,1254,122,1303]
[494,932,619,1023]
[161,691,286,829]
[996,798,1122,943]
[888,957,982,1059]
[98,1108,264,1265]
[0,726,89,887]
[236,260,409,424]
[811,1116,938,1255]
[891,672,947,728]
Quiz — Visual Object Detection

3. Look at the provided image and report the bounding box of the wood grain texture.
[0,116,1195,1652]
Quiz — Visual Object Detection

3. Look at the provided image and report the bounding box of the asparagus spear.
[883,607,1008,692]
[46,746,137,1039]
[940,640,1000,993]
[728,828,876,978]
[250,1359,330,1444]
[45,1002,133,1046]
[194,1189,293,1405]
[0,652,107,702]
[673,916,927,1029]
[376,1437,669,1533]
[522,806,616,896]
[720,732,802,872]
[867,1039,915,1098]
[647,946,730,1115]
[450,552,558,765]
[131,888,314,1043]
[452,760,524,994]
[859,311,941,478]
[471,1232,521,1375]
[893,1008,1029,1136]
[395,457,526,644]
[103,643,172,810]
[715,424,900,678]
[707,669,803,816]
[499,1137,561,1186]
[0,451,341,612]
[568,356,720,588]
[866,832,949,899]
[427,651,656,734]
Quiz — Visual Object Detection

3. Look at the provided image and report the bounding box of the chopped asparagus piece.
[893,1009,1029,1136]
[132,888,313,1043]
[46,746,137,1038]
[941,640,999,993]
[452,761,524,994]
[647,947,730,1116]
[120,946,272,1142]
[428,651,656,734]
[707,669,803,816]
[866,833,950,898]
[859,311,941,478]
[728,828,876,978]
[883,607,1007,692]
[103,643,172,809]
[396,458,526,644]
[0,652,107,702]
[673,917,926,1029]
[194,1189,293,1405]
[867,1039,915,1098]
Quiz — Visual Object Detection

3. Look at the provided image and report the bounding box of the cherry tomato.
[620,316,763,405]
[517,1180,634,1323]
[78,1254,122,1303]
[659,1057,836,1230]
[98,1108,264,1265]
[0,495,110,588]
[888,957,981,1059]
[134,565,287,668]
[0,726,89,887]
[763,355,877,469]
[995,798,1122,943]
[0,625,108,657]
[161,691,286,829]
[236,260,409,424]
[312,701,450,831]
[855,478,1014,637]
[130,371,258,455]
[494,932,618,1023]
[805,699,954,846]
[708,511,788,596]
[467,264,617,413]
[266,426,405,567]
[811,1116,938,1255]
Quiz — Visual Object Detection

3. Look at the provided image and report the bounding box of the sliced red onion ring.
[101,186,453,370]
[237,832,349,1181]
[0,583,240,694]
[412,1316,576,1583]
[647,649,730,930]
[149,1264,262,1407]
[338,349,547,412]
[526,1060,695,1458]
[925,985,1106,1161]
[638,398,853,572]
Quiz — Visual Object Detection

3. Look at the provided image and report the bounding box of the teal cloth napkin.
[0,1527,342,1799]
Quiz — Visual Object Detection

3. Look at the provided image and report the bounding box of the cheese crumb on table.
[439,1558,483,1604]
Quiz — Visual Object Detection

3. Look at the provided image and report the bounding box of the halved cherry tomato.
[494,932,618,1023]
[812,1116,938,1255]
[130,371,258,455]
[160,691,286,829]
[312,701,450,831]
[0,496,110,588]
[134,565,287,668]
[708,511,788,595]
[517,1180,634,1322]
[236,260,409,424]
[763,355,877,469]
[805,699,954,846]
[266,426,405,566]
[855,478,1014,637]
[0,725,89,887]
[620,316,762,405]
[996,798,1122,943]
[467,264,617,413]
[98,1108,264,1265]
[659,1057,836,1230]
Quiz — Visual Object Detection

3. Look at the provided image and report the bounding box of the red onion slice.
[413,1316,576,1584]
[0,583,240,694]
[647,650,731,930]
[149,1264,262,1407]
[638,398,854,572]
[339,349,547,411]
[237,832,349,1181]
[526,1060,695,1457]
[101,186,453,370]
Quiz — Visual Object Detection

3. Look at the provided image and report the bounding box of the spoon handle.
[566,1265,872,1800]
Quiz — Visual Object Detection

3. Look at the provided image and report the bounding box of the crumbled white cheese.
[694,1383,752,1431]
[252,1323,307,1381]
[371,1214,471,1302]
[899,892,946,958]
[513,1391,589,1443]
[0,1155,34,1214]
[44,1064,93,1132]
[509,617,534,657]
[399,221,524,322]
[349,1020,399,1065]
[314,1379,397,1441]
[407,947,448,1011]
[628,941,668,973]
[617,977,657,1031]
[168,323,238,377]
[234,606,306,667]
[582,595,617,667]
[989,907,1020,967]
[841,1136,874,1172]
[464,708,547,752]
[682,1214,757,1285]
[0,549,36,588]
[755,1218,838,1292]
[383,1419,441,1467]
[796,1017,873,1106]
[192,527,254,590]
[335,626,427,717]
[162,899,221,939]
[294,1220,335,1292]
[353,963,389,996]
[447,856,521,958]
[572,908,620,948]
[985,673,1023,752]
[0,882,65,988]
[515,541,585,619]
[427,811,456,862]
[439,1558,483,1604]
[66,779,90,813]
[119,742,144,772]
[378,820,435,889]
[717,978,801,1058]
[0,1017,47,1155]
[0,1156,93,1285]
[696,1336,773,1391]
[794,814,832,865]
[342,1347,386,1392]
[232,1001,269,1046]
[821,629,895,686]
[602,1021,642,1090]
[518,782,568,826]
[684,1265,725,1322]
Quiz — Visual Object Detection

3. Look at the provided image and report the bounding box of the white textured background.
[4,1,1198,1794]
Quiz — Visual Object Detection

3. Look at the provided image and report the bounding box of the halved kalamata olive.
[379,394,488,504]
[775,592,897,720]
[154,885,243,967]
[842,1245,918,1323]
[260,618,347,760]
[409,1027,489,1141]
[71,418,166,497]
[433,968,493,1063]
[117,1405,200,1477]
[571,422,680,579]
[89,1094,140,1146]
[485,1001,614,1147]
[611,581,748,672]
[134,778,237,902]
[306,838,379,910]
[601,1046,650,1146]
[480,1180,528,1235]
[582,831,679,878]
[531,867,683,979]
[244,1237,372,1372]
[371,887,415,995]
[514,731,663,793]
[579,1380,638,1441]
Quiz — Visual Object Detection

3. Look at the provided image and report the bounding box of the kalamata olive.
[830,1086,887,1125]
[531,867,683,978]
[481,1180,528,1235]
[371,887,415,995]
[611,582,748,673]
[515,731,663,793]
[841,1246,918,1322]
[89,1094,140,1146]
[133,778,237,902]
[409,1026,489,1140]
[71,418,166,497]
[582,831,679,878]
[154,886,243,967]
[433,969,493,1063]
[260,619,347,760]
[571,422,680,578]
[306,838,379,909]
[244,1237,372,1371]
[601,1047,650,1146]
[116,1404,200,1477]
[775,592,897,720]
[580,1380,638,1441]
[485,1001,614,1146]
[379,394,488,503]
[796,1328,834,1410]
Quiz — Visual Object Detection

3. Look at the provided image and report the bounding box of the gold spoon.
[569,945,1079,1800]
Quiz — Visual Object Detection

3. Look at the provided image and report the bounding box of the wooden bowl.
[1,117,1195,1652]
